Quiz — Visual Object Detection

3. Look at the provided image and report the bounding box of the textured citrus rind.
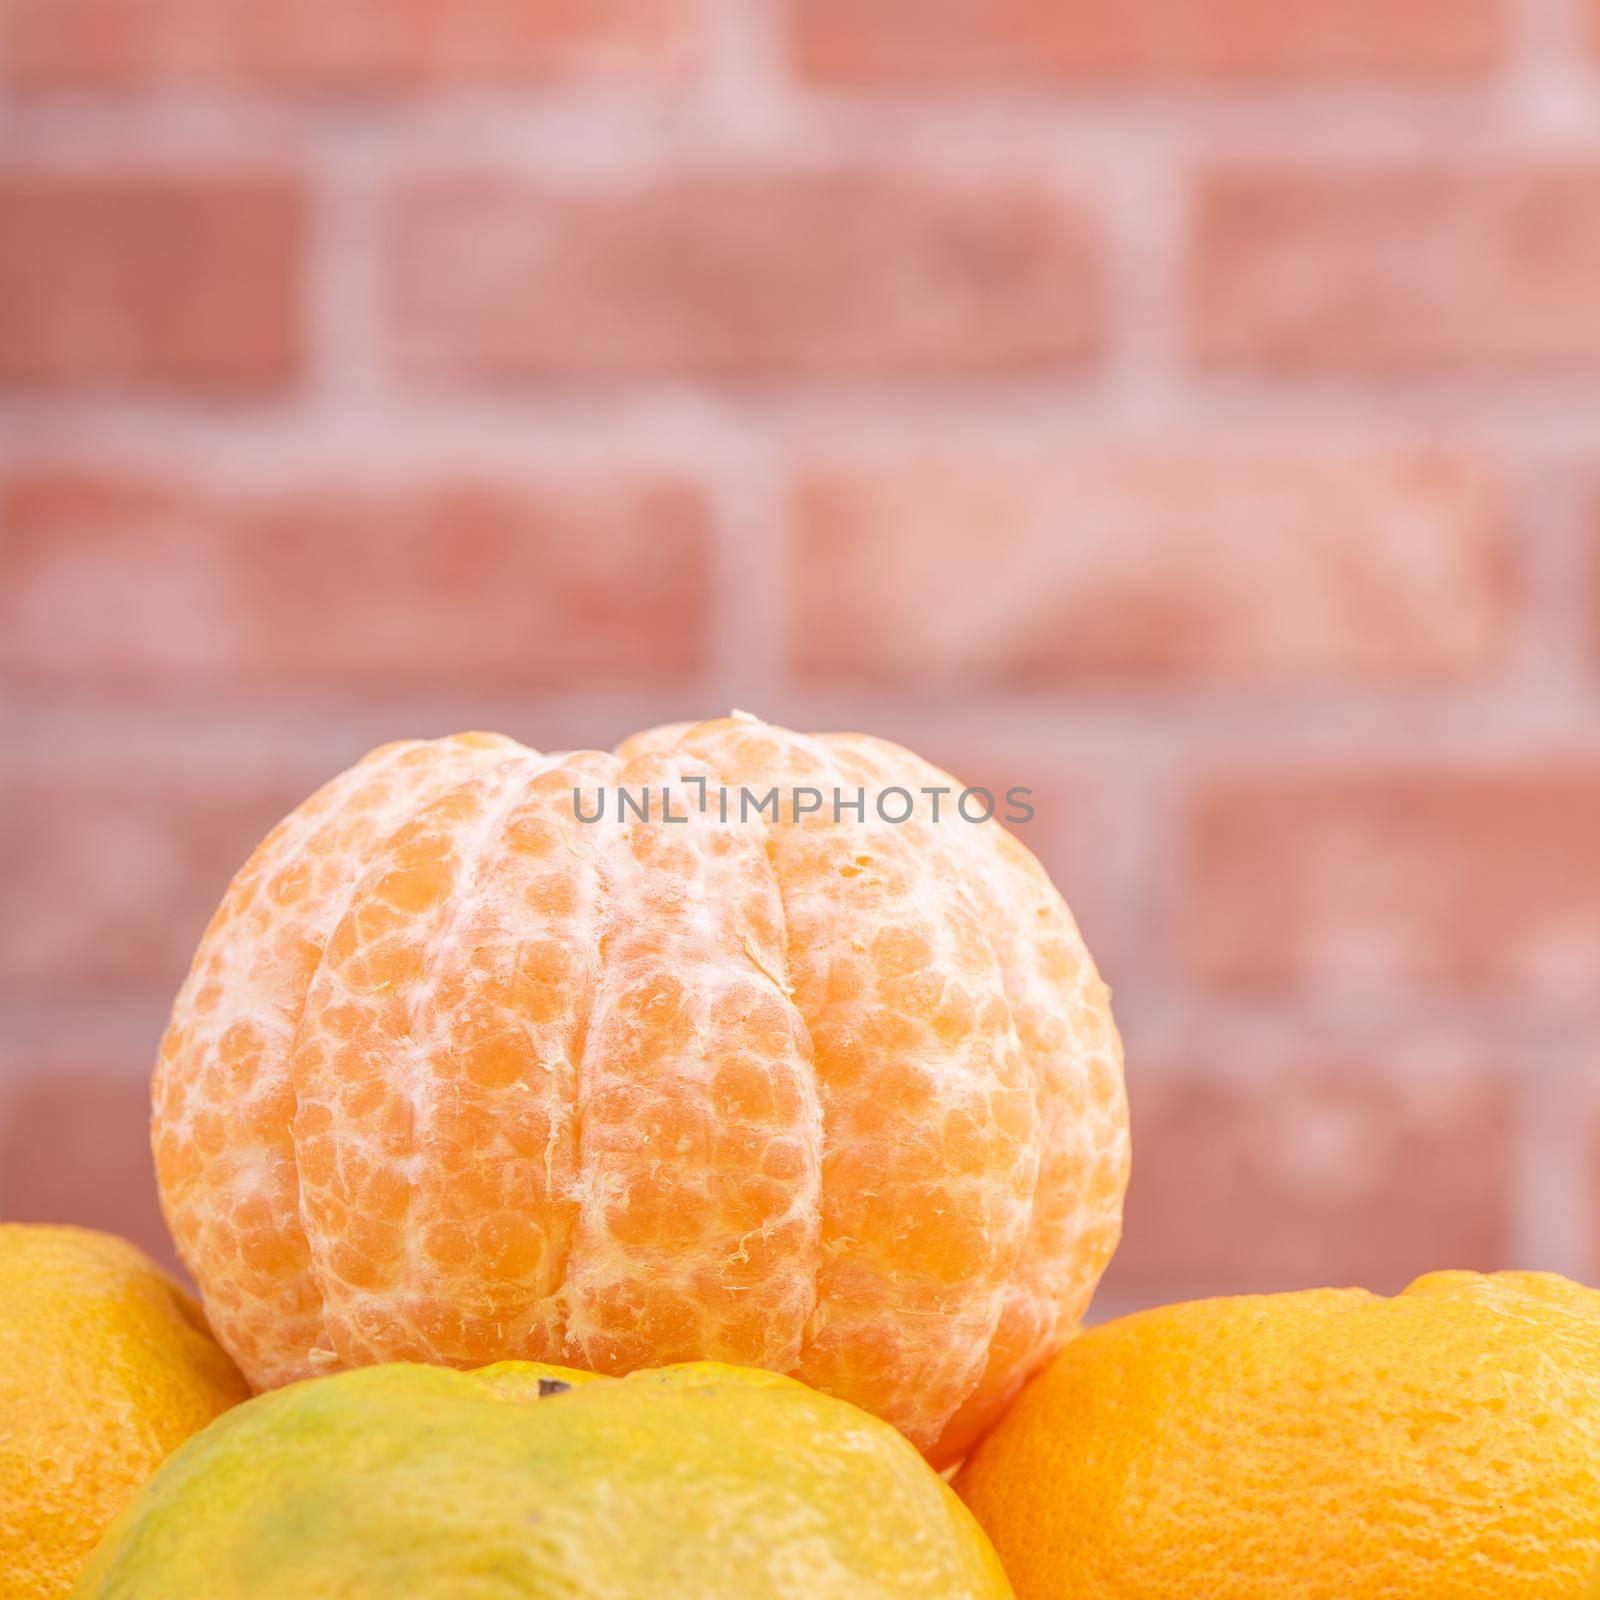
[956,1271,1600,1600]
[74,1360,1013,1599]
[0,1224,248,1600]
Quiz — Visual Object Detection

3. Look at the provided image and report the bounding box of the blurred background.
[2,0,1599,1317]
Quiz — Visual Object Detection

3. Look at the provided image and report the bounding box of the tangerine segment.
[659,719,1038,1452]
[561,751,821,1375]
[832,738,1128,1462]
[153,733,526,1388]
[945,824,1126,1452]
[291,752,607,1367]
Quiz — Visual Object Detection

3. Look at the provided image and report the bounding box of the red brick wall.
[2,0,1596,1313]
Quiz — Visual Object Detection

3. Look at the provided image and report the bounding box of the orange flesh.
[154,715,1128,1458]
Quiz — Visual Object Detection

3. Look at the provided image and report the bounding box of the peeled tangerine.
[153,714,1128,1461]
[73,1361,1012,1598]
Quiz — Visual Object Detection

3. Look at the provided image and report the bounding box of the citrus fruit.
[0,1224,249,1599]
[956,1271,1600,1599]
[153,714,1128,1460]
[73,1360,1014,1599]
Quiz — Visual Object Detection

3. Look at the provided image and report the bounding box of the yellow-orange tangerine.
[0,1225,247,1600]
[153,715,1128,1459]
[957,1272,1600,1599]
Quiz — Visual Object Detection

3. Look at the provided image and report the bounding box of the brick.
[0,1066,183,1279]
[1586,1081,1600,1284]
[390,170,1100,383]
[0,171,302,391]
[794,0,1502,84]
[1589,478,1600,661]
[0,748,323,993]
[3,0,699,93]
[1192,165,1600,375]
[791,446,1510,688]
[0,463,713,693]
[1187,765,1600,999]
[1104,1053,1512,1300]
